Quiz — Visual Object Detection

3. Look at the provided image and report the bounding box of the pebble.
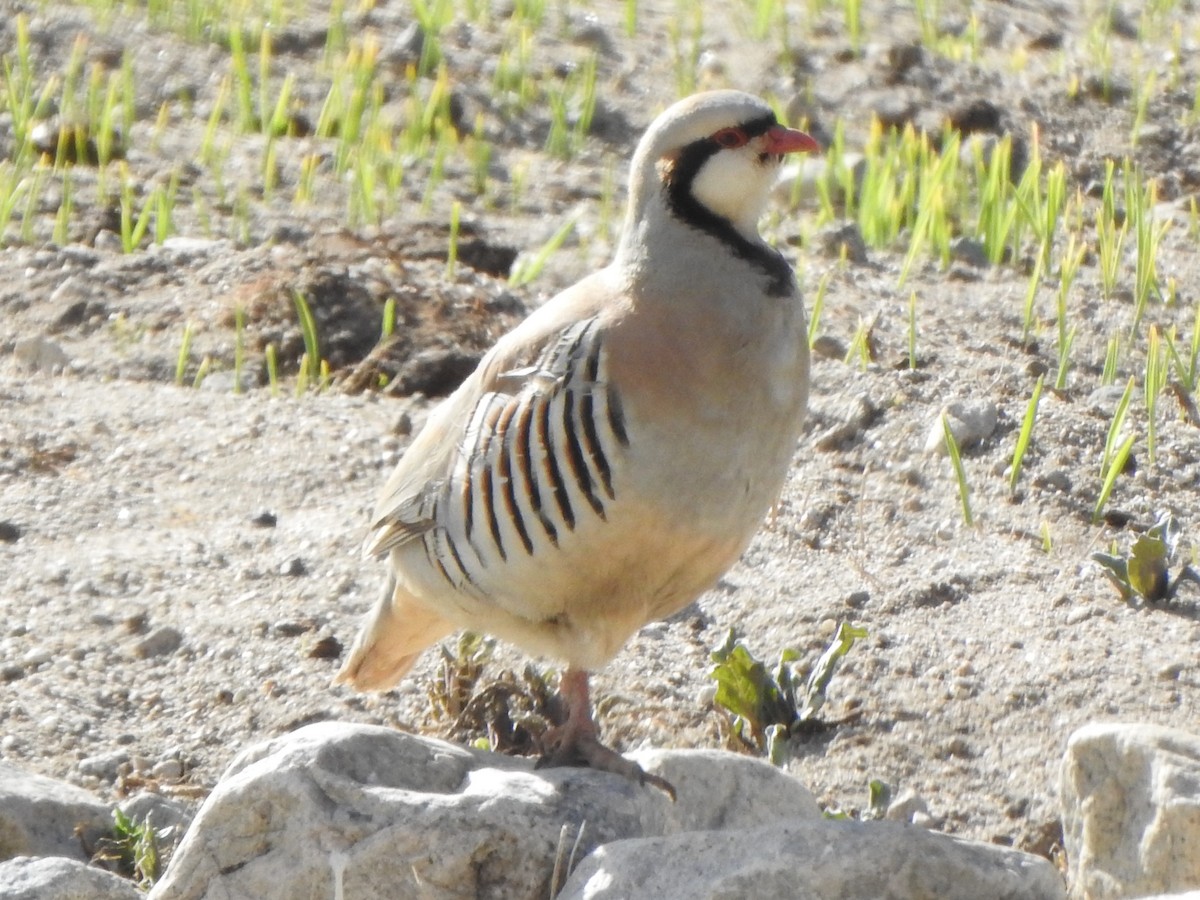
[280,558,307,577]
[949,236,990,268]
[250,511,278,528]
[1065,606,1094,626]
[924,400,998,455]
[885,789,931,824]
[152,758,185,782]
[133,626,184,659]
[79,749,131,781]
[12,336,70,374]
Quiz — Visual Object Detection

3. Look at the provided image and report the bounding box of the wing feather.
[362,271,626,561]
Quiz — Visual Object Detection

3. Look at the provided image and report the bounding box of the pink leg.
[538,668,676,799]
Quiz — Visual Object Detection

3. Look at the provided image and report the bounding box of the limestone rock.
[1061,722,1200,899]
[557,818,1065,899]
[0,856,139,900]
[149,723,819,900]
[0,764,111,862]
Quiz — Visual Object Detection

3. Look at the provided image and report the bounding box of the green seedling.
[266,343,279,396]
[1021,256,1043,346]
[510,215,577,287]
[907,290,919,369]
[709,624,867,765]
[1102,334,1121,386]
[381,296,397,340]
[1145,326,1168,465]
[446,201,461,278]
[1054,236,1084,389]
[1093,432,1136,525]
[1127,166,1170,336]
[192,355,212,389]
[845,317,874,371]
[1009,375,1044,495]
[1163,305,1200,393]
[53,168,73,245]
[1092,513,1199,603]
[1101,377,1135,480]
[845,0,862,53]
[233,304,246,395]
[942,414,974,527]
[292,291,322,391]
[1096,160,1127,301]
[807,271,831,349]
[174,322,194,386]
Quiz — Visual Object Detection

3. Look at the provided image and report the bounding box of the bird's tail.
[333,574,454,691]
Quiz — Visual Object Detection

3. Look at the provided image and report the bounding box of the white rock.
[0,856,139,900]
[0,763,111,861]
[925,399,998,455]
[557,818,1066,899]
[11,337,70,374]
[1061,722,1200,899]
[149,722,819,900]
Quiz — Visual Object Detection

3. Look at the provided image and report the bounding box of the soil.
[2,0,1199,877]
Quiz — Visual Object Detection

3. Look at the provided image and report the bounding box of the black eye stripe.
[709,113,776,149]
[739,113,777,139]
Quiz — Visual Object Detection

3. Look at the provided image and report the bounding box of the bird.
[335,90,819,795]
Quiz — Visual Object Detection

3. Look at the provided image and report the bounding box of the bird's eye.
[712,128,748,149]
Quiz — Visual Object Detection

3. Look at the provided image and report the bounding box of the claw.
[535,667,677,800]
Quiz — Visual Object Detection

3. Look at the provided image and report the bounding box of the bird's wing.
[362,272,626,560]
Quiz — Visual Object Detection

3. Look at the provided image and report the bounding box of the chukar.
[336,90,819,794]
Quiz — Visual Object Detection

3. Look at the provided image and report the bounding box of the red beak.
[762,125,821,155]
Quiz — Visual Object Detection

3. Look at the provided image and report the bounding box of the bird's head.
[624,91,820,244]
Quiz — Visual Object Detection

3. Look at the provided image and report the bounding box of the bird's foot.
[536,725,676,800]
[536,667,676,799]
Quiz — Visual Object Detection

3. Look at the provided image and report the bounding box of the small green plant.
[1092,513,1199,603]
[266,342,280,396]
[292,291,322,391]
[509,215,577,287]
[90,808,161,889]
[907,290,919,369]
[807,271,831,349]
[942,414,974,526]
[174,322,194,386]
[844,316,874,370]
[233,304,246,395]
[709,623,868,765]
[1009,375,1044,495]
[381,296,397,340]
[1054,236,1084,389]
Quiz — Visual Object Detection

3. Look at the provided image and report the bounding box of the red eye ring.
[712,127,748,149]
